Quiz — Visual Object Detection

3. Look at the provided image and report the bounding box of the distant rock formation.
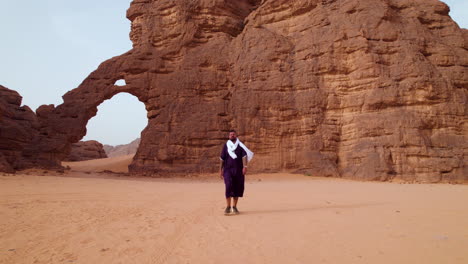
[1,0,467,182]
[104,138,140,158]
[0,85,39,173]
[65,140,108,161]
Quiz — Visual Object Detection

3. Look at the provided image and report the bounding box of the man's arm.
[219,144,226,179]
[220,159,224,178]
[242,155,248,175]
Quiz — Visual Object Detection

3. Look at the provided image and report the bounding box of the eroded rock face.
[13,0,468,182]
[0,85,39,173]
[65,140,107,161]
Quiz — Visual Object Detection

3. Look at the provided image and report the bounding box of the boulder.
[65,140,108,161]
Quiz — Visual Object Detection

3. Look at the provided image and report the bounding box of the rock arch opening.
[64,92,148,172]
[114,79,126,86]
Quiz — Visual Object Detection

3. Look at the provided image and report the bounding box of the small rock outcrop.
[65,140,108,161]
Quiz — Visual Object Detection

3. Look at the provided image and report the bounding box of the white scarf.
[226,139,254,162]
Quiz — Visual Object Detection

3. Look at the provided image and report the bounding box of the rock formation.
[104,138,140,157]
[0,85,39,173]
[65,140,108,161]
[2,0,467,182]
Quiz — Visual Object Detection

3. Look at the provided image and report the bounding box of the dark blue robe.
[220,142,247,198]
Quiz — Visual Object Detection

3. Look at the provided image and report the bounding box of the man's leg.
[224,170,235,215]
[231,170,243,212]
[224,197,232,215]
[232,197,240,214]
[224,171,233,207]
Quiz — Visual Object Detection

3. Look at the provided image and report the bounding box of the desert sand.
[1,156,467,264]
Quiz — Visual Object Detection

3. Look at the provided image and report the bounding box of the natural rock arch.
[13,0,467,182]
[22,54,151,169]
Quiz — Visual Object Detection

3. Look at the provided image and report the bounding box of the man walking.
[219,130,254,215]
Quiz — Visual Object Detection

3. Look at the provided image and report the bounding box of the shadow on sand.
[239,203,387,215]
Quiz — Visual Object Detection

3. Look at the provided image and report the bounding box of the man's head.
[229,129,237,142]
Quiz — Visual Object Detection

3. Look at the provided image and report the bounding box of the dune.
[1,157,467,263]
[62,154,134,173]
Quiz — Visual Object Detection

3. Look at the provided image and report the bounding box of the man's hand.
[243,167,247,176]
[220,169,223,179]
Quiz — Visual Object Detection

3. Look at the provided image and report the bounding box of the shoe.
[224,207,232,215]
[232,206,239,214]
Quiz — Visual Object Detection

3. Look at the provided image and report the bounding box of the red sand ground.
[1,156,467,263]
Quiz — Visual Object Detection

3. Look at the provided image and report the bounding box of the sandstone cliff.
[0,85,39,173]
[65,140,108,161]
[4,0,467,182]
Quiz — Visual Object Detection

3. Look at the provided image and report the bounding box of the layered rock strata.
[4,0,467,182]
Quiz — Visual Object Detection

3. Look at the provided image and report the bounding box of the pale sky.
[0,0,467,146]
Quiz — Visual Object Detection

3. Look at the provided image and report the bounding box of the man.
[219,130,254,215]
